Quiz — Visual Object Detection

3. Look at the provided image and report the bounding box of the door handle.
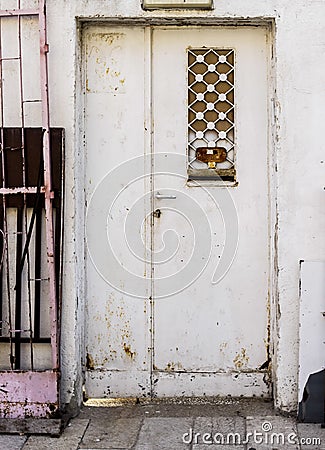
[155,192,176,199]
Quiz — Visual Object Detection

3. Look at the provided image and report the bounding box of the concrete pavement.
[0,398,324,450]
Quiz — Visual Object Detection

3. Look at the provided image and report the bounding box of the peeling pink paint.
[0,371,58,418]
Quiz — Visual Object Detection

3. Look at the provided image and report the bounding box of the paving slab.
[297,423,325,450]
[193,416,245,449]
[22,418,89,450]
[212,416,246,441]
[246,415,299,450]
[79,417,142,449]
[0,434,27,450]
[190,416,245,447]
[135,417,193,450]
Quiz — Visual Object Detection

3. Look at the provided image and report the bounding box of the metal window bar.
[0,0,63,420]
[18,0,34,371]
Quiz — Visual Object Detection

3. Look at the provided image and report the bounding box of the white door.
[84,25,271,398]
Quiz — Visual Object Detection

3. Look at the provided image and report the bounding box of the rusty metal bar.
[34,208,42,339]
[54,205,61,309]
[17,151,44,345]
[0,9,38,18]
[0,336,50,343]
[0,18,14,370]
[18,4,34,370]
[14,207,23,369]
[0,57,20,61]
[39,0,59,371]
[0,227,3,336]
[0,187,45,195]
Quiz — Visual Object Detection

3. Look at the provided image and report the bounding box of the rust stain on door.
[233,348,249,370]
[85,32,126,94]
[123,343,136,360]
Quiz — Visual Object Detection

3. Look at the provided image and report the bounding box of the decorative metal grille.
[188,48,235,180]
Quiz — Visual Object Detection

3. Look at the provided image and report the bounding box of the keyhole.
[153,209,161,218]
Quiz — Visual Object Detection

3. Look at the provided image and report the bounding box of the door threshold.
[84,396,273,408]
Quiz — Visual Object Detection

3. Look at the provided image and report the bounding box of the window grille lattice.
[188,48,235,177]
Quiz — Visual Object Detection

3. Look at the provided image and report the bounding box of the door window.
[188,48,235,181]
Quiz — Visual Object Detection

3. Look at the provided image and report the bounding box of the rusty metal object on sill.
[196,147,227,168]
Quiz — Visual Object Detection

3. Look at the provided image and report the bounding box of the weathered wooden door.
[84,25,270,398]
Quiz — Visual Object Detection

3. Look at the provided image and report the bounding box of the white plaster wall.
[27,0,325,412]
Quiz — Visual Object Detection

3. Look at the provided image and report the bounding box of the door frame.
[77,17,278,402]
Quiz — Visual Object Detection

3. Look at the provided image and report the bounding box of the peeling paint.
[165,362,184,372]
[0,372,59,418]
[86,353,95,371]
[123,343,136,360]
[219,342,228,354]
[85,33,126,94]
[233,348,249,370]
